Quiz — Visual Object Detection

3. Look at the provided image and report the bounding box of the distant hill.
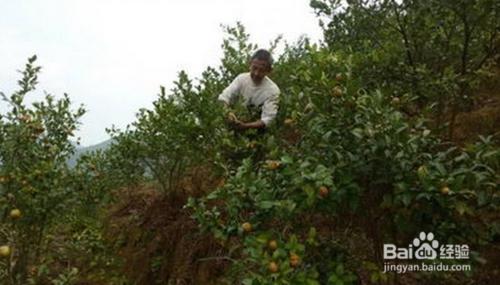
[68,139,113,167]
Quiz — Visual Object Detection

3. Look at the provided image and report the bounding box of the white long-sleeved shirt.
[218,72,280,126]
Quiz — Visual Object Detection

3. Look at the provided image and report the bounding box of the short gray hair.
[251,49,273,68]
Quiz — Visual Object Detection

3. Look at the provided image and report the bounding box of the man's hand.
[223,107,265,131]
[226,111,246,130]
[227,111,238,123]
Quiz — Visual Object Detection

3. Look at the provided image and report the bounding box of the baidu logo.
[413,232,439,259]
[383,232,471,273]
[384,232,469,260]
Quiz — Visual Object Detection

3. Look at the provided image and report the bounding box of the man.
[218,49,280,131]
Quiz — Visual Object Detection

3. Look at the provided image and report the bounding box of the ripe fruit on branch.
[417,165,428,179]
[265,160,281,170]
[0,246,11,258]
[268,240,278,251]
[332,86,343,97]
[319,186,329,198]
[246,141,257,149]
[289,253,300,267]
[441,186,450,195]
[268,261,278,273]
[242,222,252,233]
[10,209,22,220]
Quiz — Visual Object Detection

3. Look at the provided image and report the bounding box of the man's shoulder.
[265,77,280,94]
[236,72,251,81]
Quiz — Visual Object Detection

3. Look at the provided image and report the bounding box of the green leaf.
[259,201,275,209]
[307,227,317,245]
[242,278,254,285]
[434,162,447,176]
[477,191,488,207]
[380,194,393,208]
[281,155,294,164]
[455,202,467,215]
[304,184,316,206]
[307,279,320,285]
[416,193,431,201]
[352,128,364,139]
[401,193,412,206]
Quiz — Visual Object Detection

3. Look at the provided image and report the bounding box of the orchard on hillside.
[0,1,498,283]
[98,23,498,284]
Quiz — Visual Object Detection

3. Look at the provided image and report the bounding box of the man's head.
[249,49,273,84]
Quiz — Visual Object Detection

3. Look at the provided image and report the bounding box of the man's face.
[250,59,271,84]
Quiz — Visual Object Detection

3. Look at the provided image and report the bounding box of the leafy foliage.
[310,0,500,138]
[1,3,499,284]
[0,56,86,284]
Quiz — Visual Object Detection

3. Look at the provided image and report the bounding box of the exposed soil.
[105,168,229,285]
[452,68,500,145]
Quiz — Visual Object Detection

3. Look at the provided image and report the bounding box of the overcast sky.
[0,0,323,146]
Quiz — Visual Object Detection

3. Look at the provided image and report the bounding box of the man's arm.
[218,76,243,123]
[218,75,242,105]
[259,93,279,126]
[235,120,266,130]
